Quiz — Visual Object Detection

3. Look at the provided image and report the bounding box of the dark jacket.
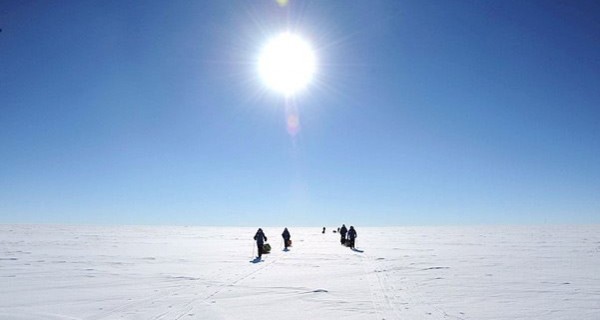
[347,227,357,240]
[282,228,290,240]
[254,230,267,245]
[340,225,348,236]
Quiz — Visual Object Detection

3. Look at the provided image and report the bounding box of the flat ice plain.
[1,225,599,319]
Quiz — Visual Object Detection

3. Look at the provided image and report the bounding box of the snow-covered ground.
[1,225,599,319]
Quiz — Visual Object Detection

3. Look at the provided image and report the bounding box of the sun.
[258,32,316,96]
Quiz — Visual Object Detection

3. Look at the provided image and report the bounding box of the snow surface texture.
[1,225,599,319]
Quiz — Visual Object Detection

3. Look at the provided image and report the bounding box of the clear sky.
[1,0,599,226]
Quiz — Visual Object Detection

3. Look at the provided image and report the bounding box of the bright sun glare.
[258,33,316,96]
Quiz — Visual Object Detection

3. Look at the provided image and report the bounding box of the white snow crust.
[1,225,599,319]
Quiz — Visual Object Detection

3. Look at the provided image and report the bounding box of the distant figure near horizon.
[347,226,357,249]
[282,227,291,250]
[340,224,348,245]
[254,228,268,259]
[322,227,326,234]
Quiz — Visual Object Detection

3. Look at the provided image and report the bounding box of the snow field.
[1,225,599,319]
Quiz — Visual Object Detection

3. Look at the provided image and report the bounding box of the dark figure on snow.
[282,227,291,250]
[322,227,326,234]
[340,224,348,245]
[347,226,357,249]
[254,228,268,259]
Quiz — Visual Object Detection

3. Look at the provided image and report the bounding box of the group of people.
[338,224,357,249]
[253,225,358,259]
[253,227,292,259]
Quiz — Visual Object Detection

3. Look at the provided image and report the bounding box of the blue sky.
[1,0,599,226]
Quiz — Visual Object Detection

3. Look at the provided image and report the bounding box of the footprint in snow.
[423,266,450,270]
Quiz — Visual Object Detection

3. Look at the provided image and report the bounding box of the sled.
[263,243,271,253]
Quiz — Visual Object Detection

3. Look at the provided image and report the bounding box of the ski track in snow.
[89,245,285,320]
[361,252,403,320]
[1,225,600,319]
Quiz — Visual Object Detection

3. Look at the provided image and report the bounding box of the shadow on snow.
[250,257,262,264]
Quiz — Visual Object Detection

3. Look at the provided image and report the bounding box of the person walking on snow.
[340,224,348,245]
[282,227,291,250]
[254,228,268,259]
[347,226,357,249]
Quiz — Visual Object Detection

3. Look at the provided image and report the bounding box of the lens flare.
[286,113,300,136]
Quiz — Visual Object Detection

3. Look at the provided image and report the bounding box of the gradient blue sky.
[1,0,599,226]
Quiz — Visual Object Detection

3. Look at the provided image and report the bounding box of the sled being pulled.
[263,243,271,254]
